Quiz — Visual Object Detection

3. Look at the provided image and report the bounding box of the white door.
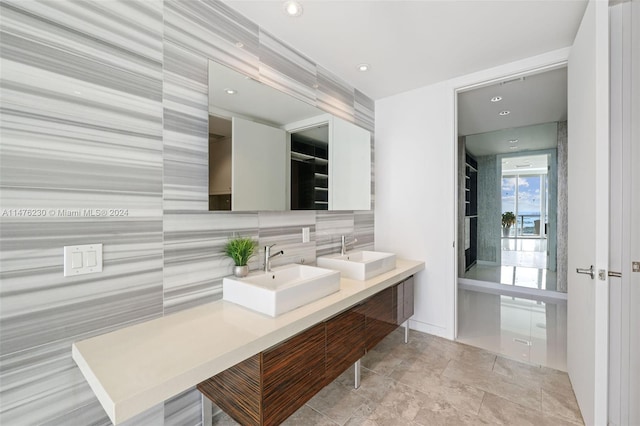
[566,1,610,425]
[232,117,286,211]
[609,2,640,425]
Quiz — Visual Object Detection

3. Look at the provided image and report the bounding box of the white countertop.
[72,258,425,424]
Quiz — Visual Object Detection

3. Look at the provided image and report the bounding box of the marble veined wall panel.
[258,29,317,106]
[316,65,356,122]
[257,211,317,267]
[315,211,355,257]
[1,0,375,424]
[476,155,500,263]
[164,0,260,79]
[0,0,164,424]
[354,89,375,133]
[163,211,259,314]
[162,40,210,212]
[557,121,568,292]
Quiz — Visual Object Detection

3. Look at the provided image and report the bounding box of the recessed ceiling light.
[491,96,503,102]
[499,110,511,116]
[283,1,303,17]
[508,139,518,143]
[357,63,370,72]
[224,88,237,95]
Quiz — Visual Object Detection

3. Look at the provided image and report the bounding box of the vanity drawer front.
[262,323,326,425]
[325,306,365,383]
[197,354,262,426]
[364,286,397,350]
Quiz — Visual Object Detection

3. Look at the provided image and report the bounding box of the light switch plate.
[302,227,310,243]
[64,244,103,277]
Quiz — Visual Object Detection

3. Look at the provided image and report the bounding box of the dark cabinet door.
[262,323,326,425]
[197,354,262,426]
[325,306,365,384]
[364,287,397,350]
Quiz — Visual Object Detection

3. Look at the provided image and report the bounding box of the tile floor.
[463,238,560,292]
[212,327,583,426]
[457,289,567,371]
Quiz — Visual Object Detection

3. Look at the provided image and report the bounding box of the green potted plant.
[223,236,257,277]
[502,211,516,237]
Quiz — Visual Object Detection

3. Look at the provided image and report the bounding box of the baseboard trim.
[408,319,451,340]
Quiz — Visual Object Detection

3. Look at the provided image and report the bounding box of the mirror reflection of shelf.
[290,128,330,210]
[290,152,329,165]
[464,154,478,271]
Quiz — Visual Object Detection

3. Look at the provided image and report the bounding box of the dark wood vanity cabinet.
[197,354,262,426]
[364,286,397,350]
[262,323,326,425]
[199,276,414,426]
[325,306,365,384]
[197,323,325,426]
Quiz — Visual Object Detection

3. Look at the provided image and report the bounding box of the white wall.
[375,48,571,340]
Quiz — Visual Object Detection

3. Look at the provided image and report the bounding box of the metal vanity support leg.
[354,359,361,389]
[404,321,409,344]
[202,394,213,426]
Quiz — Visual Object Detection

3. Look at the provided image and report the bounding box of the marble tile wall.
[0,0,375,424]
[476,155,500,263]
[556,121,568,292]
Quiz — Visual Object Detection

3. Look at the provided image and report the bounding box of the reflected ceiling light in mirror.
[499,110,511,116]
[491,96,503,102]
[283,1,303,17]
[224,88,237,95]
[509,146,518,150]
[357,63,370,72]
[235,41,244,48]
[508,139,518,143]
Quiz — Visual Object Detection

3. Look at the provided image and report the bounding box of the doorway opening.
[455,66,568,369]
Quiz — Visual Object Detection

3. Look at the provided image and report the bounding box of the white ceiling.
[465,122,558,157]
[458,66,567,136]
[224,0,587,100]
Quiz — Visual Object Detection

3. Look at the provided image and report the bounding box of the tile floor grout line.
[476,391,487,416]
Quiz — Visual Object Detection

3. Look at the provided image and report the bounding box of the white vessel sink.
[223,264,340,317]
[317,251,397,281]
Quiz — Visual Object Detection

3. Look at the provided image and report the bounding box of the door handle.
[576,265,595,279]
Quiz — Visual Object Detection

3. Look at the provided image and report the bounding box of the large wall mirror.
[208,60,371,211]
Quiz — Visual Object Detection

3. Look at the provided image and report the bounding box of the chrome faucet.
[264,244,284,272]
[340,235,358,256]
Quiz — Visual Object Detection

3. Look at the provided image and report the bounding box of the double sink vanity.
[72,248,424,425]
